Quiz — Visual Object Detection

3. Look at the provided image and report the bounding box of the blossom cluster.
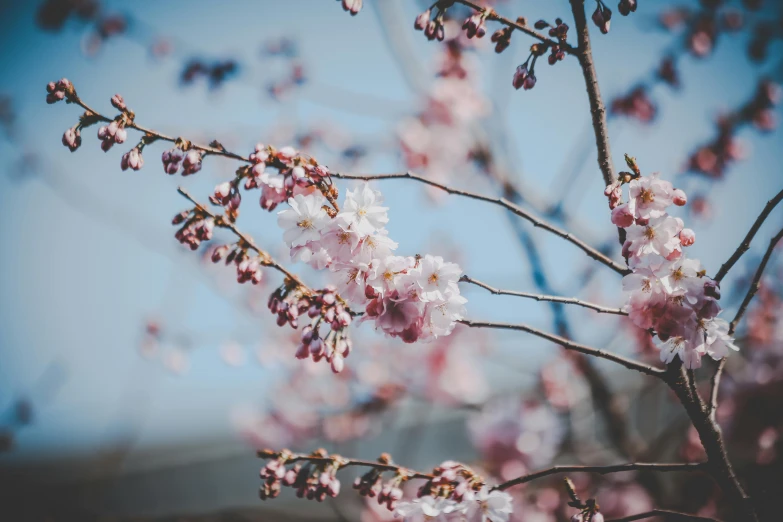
[605,167,739,368]
[391,461,513,522]
[276,183,467,345]
[258,449,341,501]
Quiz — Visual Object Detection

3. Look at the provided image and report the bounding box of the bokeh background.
[0,0,782,520]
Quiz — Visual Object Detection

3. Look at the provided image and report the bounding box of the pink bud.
[680,228,695,246]
[277,146,296,162]
[611,204,635,228]
[414,10,430,30]
[672,188,687,206]
[331,354,344,373]
[512,64,528,90]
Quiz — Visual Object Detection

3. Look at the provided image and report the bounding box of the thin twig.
[258,451,707,493]
[176,187,310,292]
[452,0,574,53]
[729,227,783,334]
[460,275,627,315]
[714,188,783,282]
[494,462,708,490]
[606,509,723,522]
[70,95,253,164]
[458,319,663,377]
[332,171,629,276]
[708,358,727,423]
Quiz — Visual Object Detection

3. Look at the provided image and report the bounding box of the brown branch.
[451,0,574,53]
[495,462,708,491]
[708,358,727,423]
[458,319,663,378]
[714,188,783,283]
[70,95,253,164]
[606,510,723,522]
[177,187,311,292]
[568,0,616,188]
[257,450,434,480]
[259,450,707,495]
[663,363,757,521]
[729,227,783,335]
[460,275,627,315]
[332,172,630,276]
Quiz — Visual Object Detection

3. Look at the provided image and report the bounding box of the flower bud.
[679,228,695,246]
[414,10,430,30]
[672,188,687,206]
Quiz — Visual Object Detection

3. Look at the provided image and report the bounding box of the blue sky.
[0,0,781,467]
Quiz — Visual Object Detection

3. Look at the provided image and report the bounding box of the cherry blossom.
[417,255,462,302]
[461,487,514,522]
[337,184,389,236]
[393,496,458,522]
[278,193,330,247]
[627,173,675,221]
[607,171,739,369]
[624,216,683,262]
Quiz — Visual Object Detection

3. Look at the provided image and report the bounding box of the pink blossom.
[369,291,422,336]
[628,173,675,220]
[611,203,635,227]
[277,193,329,247]
[416,255,462,302]
[624,216,682,261]
[337,183,389,235]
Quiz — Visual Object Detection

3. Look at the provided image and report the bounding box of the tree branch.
[708,358,727,423]
[606,510,723,522]
[332,172,629,276]
[494,462,708,491]
[568,0,615,188]
[70,95,253,164]
[452,0,574,53]
[460,275,627,315]
[663,363,757,521]
[729,227,783,334]
[458,319,663,377]
[177,187,311,292]
[714,188,783,283]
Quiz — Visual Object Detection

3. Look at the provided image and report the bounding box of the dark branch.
[568,0,615,187]
[606,509,723,522]
[458,318,663,377]
[460,275,627,315]
[729,227,783,334]
[714,188,783,282]
[495,462,708,491]
[333,172,630,276]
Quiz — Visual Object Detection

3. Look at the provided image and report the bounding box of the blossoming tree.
[41,0,783,521]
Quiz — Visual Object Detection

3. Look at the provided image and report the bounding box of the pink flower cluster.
[259,451,341,501]
[413,8,445,42]
[392,462,514,522]
[161,147,202,176]
[172,209,214,250]
[45,78,72,104]
[276,183,467,345]
[606,172,739,369]
[97,120,127,151]
[242,143,332,211]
